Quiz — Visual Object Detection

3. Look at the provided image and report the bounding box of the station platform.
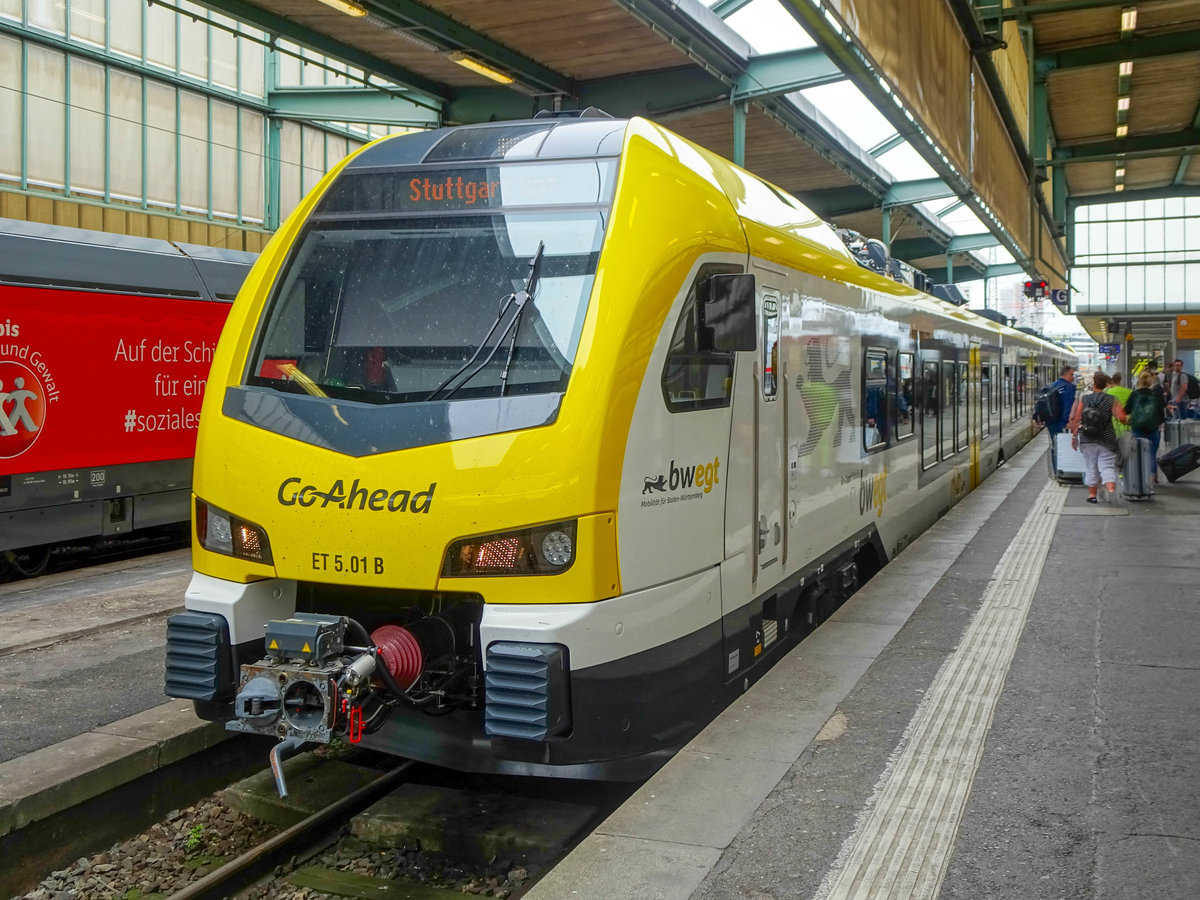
[526,441,1200,900]
[3,439,1199,899]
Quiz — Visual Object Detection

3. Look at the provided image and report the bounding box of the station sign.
[1177,316,1200,340]
[1049,289,1068,309]
[1098,343,1122,355]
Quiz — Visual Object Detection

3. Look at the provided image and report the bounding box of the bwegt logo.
[643,457,721,495]
[278,477,436,513]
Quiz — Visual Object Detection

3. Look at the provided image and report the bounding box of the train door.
[718,277,784,685]
[755,285,784,583]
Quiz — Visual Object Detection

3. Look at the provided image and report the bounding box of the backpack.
[1187,372,1200,400]
[1079,398,1109,439]
[1033,384,1062,425]
[1128,392,1159,433]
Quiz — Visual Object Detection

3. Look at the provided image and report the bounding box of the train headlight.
[195,498,274,565]
[541,530,573,567]
[444,520,576,577]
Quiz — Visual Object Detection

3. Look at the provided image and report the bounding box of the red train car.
[0,218,255,574]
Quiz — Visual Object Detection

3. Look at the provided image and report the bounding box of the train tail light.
[195,497,274,564]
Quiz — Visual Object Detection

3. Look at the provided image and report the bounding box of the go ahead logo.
[0,360,46,460]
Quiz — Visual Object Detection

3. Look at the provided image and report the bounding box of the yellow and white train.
[166,114,1073,783]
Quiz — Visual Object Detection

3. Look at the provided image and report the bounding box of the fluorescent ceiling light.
[1119,61,1133,76]
[1116,124,1129,137]
[1115,167,1126,177]
[1115,183,1125,192]
[314,0,368,16]
[1121,7,1137,34]
[1117,97,1130,111]
[448,52,514,84]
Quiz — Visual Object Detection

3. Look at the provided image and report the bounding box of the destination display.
[316,160,616,216]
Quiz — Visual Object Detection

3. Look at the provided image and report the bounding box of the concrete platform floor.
[527,441,1200,900]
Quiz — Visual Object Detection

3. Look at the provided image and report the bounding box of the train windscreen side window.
[661,263,740,412]
[863,348,888,452]
[897,352,914,439]
[921,359,939,469]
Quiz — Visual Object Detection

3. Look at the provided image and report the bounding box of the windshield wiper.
[498,241,544,397]
[426,241,545,402]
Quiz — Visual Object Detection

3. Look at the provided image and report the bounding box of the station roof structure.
[190,0,1200,298]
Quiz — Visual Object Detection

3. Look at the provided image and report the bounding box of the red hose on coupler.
[371,625,424,690]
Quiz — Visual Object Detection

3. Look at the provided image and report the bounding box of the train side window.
[897,352,914,439]
[661,263,740,412]
[921,358,939,469]
[863,348,888,452]
[957,362,969,451]
[981,363,991,437]
[1003,365,1012,418]
[762,297,779,399]
[941,360,956,460]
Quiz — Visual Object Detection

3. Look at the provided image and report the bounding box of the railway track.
[8,736,632,900]
[169,760,416,900]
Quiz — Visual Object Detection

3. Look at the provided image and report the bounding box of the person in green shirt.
[1105,372,1134,435]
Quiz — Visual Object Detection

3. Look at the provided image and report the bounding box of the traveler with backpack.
[1167,359,1198,419]
[1034,365,1076,474]
[1069,371,1129,503]
[1126,370,1167,484]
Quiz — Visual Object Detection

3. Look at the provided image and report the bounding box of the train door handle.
[759,515,769,550]
[773,522,781,545]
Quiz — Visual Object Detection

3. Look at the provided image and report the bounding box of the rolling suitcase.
[1054,432,1086,483]
[1120,436,1153,499]
[1159,443,1200,483]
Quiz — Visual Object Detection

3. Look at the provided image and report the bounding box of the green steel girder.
[949,232,1002,253]
[194,0,447,101]
[1041,29,1200,71]
[883,177,955,207]
[733,48,844,101]
[1050,128,1200,164]
[268,87,442,126]
[372,1,572,95]
[869,133,905,157]
[985,262,1028,278]
[712,0,756,17]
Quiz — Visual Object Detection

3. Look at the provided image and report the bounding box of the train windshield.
[249,160,612,404]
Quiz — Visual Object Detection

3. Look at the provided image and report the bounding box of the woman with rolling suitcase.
[1125,370,1167,486]
[1069,371,1129,503]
